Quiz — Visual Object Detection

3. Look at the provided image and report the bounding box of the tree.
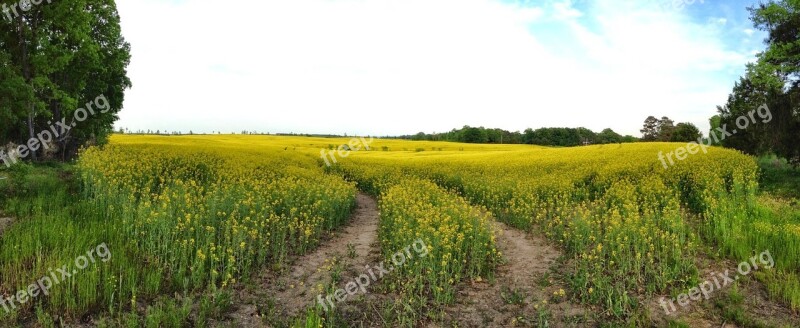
[597,128,622,144]
[657,117,675,141]
[522,128,535,144]
[671,123,701,142]
[640,116,659,141]
[0,0,131,161]
[398,126,633,146]
[575,127,597,145]
[485,128,502,143]
[712,1,800,163]
[460,126,488,143]
[708,114,723,145]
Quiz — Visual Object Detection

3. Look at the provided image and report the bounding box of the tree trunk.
[18,14,37,161]
[27,109,36,160]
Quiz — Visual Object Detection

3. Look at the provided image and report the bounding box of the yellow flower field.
[1,134,796,326]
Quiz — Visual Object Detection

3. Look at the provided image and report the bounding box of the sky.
[114,0,767,137]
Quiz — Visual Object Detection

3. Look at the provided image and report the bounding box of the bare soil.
[223,192,380,327]
[219,196,596,327]
[646,252,800,328]
[435,221,593,328]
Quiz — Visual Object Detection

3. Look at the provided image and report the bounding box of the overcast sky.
[114,0,766,137]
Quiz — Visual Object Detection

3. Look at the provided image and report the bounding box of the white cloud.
[114,0,758,137]
[553,0,582,20]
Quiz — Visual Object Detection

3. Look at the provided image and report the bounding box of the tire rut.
[224,192,380,327]
[436,219,591,327]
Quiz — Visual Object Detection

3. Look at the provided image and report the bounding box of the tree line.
[405,1,800,159]
[399,126,639,146]
[639,116,702,142]
[2,0,797,165]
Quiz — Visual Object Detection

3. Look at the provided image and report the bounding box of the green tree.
[708,114,722,145]
[671,123,701,142]
[640,116,659,141]
[657,116,675,141]
[713,1,800,163]
[575,127,597,145]
[597,128,622,144]
[0,0,131,161]
[411,132,428,141]
[460,126,488,143]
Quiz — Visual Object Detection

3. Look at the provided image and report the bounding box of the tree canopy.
[639,116,699,142]
[0,0,131,161]
[714,0,800,164]
[640,116,659,141]
[671,123,702,142]
[402,126,636,146]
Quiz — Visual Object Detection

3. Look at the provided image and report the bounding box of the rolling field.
[0,135,798,327]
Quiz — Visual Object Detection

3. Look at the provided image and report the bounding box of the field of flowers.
[377,179,499,306]
[333,141,799,322]
[0,137,357,324]
[0,135,796,326]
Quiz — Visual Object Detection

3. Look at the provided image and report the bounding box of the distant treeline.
[396,126,639,146]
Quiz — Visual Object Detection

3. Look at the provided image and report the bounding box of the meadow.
[0,134,797,327]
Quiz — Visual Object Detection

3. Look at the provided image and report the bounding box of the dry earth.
[219,195,598,327]
[647,253,800,328]
[223,192,380,327]
[435,220,592,328]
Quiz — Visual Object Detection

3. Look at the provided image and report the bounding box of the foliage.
[523,127,598,146]
[671,122,702,142]
[657,116,675,141]
[640,116,659,141]
[0,0,131,161]
[403,125,635,146]
[405,125,519,144]
[758,154,800,199]
[640,116,698,142]
[713,0,800,163]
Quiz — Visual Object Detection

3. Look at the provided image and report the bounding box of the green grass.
[0,158,356,326]
[758,155,800,199]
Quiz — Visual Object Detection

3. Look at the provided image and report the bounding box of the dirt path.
[225,192,380,326]
[646,253,800,328]
[438,220,591,327]
[223,196,593,327]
